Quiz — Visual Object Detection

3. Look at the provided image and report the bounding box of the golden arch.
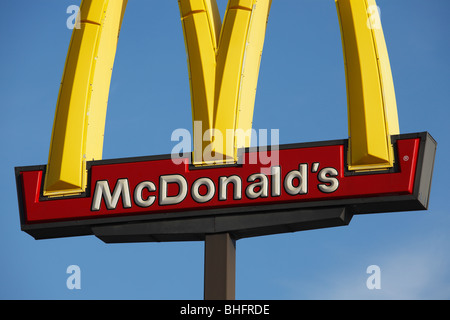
[44,0,399,196]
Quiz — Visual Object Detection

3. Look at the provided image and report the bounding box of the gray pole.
[204,233,236,300]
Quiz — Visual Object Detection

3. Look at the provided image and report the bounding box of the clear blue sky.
[1,0,449,299]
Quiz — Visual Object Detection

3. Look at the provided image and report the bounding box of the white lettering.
[178,122,279,168]
[271,166,281,197]
[171,128,191,165]
[66,265,81,290]
[203,128,225,164]
[134,181,156,208]
[89,162,340,211]
[224,304,270,315]
[318,167,339,193]
[159,174,188,205]
[66,5,80,30]
[284,164,308,195]
[366,265,381,289]
[219,175,242,201]
[246,173,269,199]
[180,304,214,317]
[367,5,382,30]
[257,129,280,175]
[91,179,132,211]
[191,177,215,203]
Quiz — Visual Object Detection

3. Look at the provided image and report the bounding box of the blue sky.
[1,0,449,299]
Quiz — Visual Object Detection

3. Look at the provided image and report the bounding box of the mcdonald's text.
[90,163,339,212]
[17,135,427,229]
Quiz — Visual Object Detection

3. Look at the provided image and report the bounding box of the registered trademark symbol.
[403,155,410,161]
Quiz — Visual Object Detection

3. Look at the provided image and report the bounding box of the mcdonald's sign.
[15,0,436,242]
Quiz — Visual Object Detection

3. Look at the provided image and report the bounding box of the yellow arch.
[44,0,399,196]
[44,0,127,196]
[178,0,273,165]
[180,0,399,169]
[336,0,399,171]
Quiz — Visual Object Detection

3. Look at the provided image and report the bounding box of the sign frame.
[15,132,436,242]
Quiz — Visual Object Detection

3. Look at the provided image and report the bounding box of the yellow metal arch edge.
[44,0,127,196]
[336,0,399,171]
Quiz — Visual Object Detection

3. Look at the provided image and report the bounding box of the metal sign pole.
[204,233,236,300]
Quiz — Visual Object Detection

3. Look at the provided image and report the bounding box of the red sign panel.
[15,133,436,240]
